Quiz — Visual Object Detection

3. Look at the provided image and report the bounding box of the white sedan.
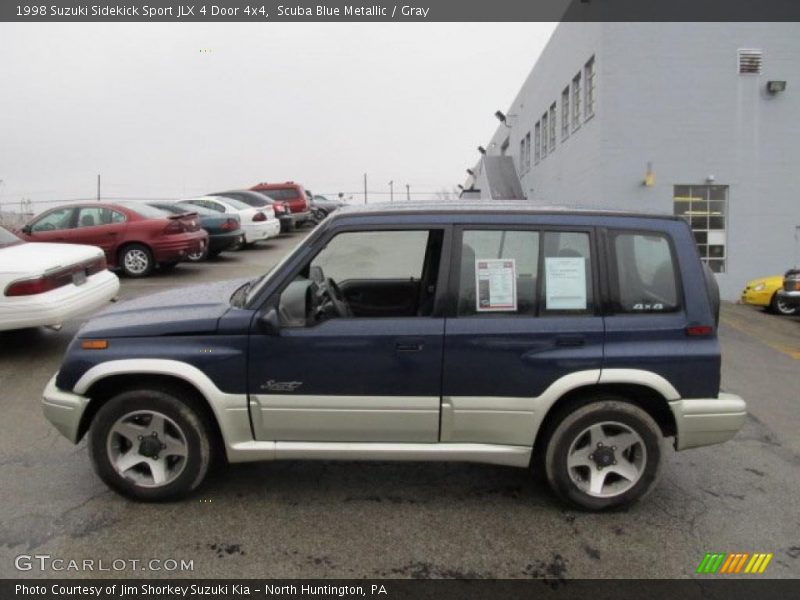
[177,196,280,245]
[0,226,120,332]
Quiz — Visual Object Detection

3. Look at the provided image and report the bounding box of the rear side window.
[611,231,680,313]
[458,230,539,316]
[541,231,594,314]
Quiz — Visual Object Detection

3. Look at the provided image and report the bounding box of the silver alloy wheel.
[106,410,188,488]
[775,295,796,315]
[123,248,150,275]
[566,421,646,498]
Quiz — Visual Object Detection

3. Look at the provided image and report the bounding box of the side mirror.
[21,224,32,235]
[257,308,281,335]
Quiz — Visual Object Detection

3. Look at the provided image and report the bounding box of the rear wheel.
[544,398,663,511]
[770,292,797,316]
[119,243,154,278]
[186,246,208,262]
[88,388,212,501]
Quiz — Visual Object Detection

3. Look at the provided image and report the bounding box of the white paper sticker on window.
[545,257,587,310]
[475,259,517,312]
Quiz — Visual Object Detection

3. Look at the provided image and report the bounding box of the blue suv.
[43,203,746,510]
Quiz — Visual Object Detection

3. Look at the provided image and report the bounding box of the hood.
[78,278,250,338]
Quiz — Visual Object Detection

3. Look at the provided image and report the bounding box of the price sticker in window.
[475,259,517,312]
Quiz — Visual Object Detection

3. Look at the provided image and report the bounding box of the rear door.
[441,226,604,446]
[73,206,128,262]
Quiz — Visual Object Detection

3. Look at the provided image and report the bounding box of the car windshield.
[211,196,252,211]
[116,202,171,219]
[0,226,22,247]
[218,193,267,207]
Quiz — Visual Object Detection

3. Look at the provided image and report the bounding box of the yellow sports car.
[741,275,797,315]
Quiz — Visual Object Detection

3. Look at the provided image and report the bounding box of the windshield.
[150,202,216,217]
[0,226,22,247]
[116,201,172,219]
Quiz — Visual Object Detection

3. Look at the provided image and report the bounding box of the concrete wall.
[480,22,800,299]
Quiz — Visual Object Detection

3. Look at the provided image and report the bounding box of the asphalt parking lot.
[1,231,799,580]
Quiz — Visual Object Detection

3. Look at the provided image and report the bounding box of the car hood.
[78,278,250,338]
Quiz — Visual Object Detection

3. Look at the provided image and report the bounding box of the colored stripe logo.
[696,552,773,574]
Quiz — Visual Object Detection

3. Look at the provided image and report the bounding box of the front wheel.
[88,388,212,501]
[770,292,797,316]
[544,398,663,511]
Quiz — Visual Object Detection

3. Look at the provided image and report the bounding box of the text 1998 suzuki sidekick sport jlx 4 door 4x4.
[43,203,746,510]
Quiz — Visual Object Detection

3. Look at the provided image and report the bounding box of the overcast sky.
[0,23,555,210]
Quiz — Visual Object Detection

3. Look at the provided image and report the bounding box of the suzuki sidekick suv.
[42,203,746,510]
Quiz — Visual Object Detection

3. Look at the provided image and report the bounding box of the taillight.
[5,276,59,297]
[686,325,714,336]
[253,212,267,222]
[273,204,285,214]
[221,218,238,231]
[164,220,184,233]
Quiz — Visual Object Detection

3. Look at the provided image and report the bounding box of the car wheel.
[119,244,154,278]
[770,292,797,316]
[88,388,212,501]
[544,398,662,511]
[186,247,208,262]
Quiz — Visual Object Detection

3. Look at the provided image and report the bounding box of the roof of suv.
[331,200,682,221]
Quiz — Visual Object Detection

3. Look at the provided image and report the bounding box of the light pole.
[405,184,410,201]
[389,180,394,203]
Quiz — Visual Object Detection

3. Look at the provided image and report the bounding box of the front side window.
[32,207,75,232]
[458,230,539,316]
[278,230,442,326]
[673,185,728,273]
[611,232,679,313]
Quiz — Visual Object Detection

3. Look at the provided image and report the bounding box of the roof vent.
[738,49,762,74]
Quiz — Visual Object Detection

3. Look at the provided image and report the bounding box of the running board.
[226,441,532,467]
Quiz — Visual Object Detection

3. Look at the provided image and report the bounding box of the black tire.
[119,243,154,278]
[207,249,222,259]
[88,388,212,501]
[769,292,797,316]
[186,246,208,263]
[544,397,663,511]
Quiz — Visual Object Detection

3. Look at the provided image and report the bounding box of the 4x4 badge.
[261,380,303,392]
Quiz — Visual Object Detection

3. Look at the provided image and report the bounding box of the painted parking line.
[720,316,800,360]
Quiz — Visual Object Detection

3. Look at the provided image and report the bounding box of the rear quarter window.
[610,231,680,313]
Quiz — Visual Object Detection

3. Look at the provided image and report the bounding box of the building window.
[673,185,728,273]
[541,112,549,158]
[584,56,595,119]
[571,72,581,131]
[534,122,541,164]
[561,86,570,140]
[524,132,531,171]
[548,103,557,153]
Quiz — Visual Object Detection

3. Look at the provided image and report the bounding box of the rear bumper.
[670,393,747,450]
[42,374,90,443]
[208,230,245,253]
[0,270,119,331]
[151,231,208,263]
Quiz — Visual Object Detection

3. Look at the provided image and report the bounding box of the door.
[441,227,604,446]
[248,227,449,442]
[73,206,128,262]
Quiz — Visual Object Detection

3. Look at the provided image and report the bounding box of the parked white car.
[177,196,280,245]
[0,226,119,331]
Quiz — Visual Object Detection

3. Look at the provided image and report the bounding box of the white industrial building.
[467,22,800,299]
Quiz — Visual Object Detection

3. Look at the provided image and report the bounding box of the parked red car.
[250,181,310,225]
[16,202,208,277]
